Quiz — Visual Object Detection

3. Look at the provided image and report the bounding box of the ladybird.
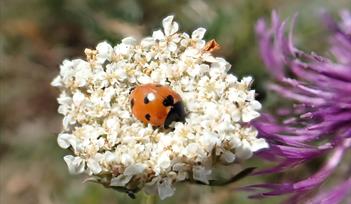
[129,84,185,128]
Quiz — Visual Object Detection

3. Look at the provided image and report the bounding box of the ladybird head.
[164,100,185,128]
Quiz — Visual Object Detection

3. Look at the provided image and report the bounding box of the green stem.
[141,192,156,204]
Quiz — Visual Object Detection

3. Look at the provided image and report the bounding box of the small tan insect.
[203,39,220,52]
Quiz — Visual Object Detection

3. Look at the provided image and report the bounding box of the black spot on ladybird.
[144,96,150,104]
[163,95,174,106]
[145,114,151,121]
[130,99,134,108]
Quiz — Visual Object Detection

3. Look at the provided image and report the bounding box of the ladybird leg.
[129,87,135,94]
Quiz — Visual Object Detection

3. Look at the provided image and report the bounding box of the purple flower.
[247,10,351,203]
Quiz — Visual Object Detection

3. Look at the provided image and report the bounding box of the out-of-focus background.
[1,0,349,203]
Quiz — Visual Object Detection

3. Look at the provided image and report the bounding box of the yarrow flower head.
[51,16,267,199]
[248,10,351,203]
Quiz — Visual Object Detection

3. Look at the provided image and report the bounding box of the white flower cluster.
[52,16,268,199]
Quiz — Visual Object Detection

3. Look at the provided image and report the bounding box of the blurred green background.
[1,0,349,203]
